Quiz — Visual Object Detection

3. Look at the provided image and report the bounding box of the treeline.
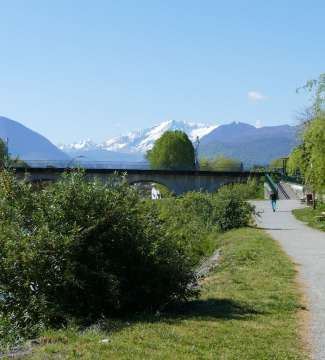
[146,130,243,171]
[286,73,325,198]
[0,170,255,347]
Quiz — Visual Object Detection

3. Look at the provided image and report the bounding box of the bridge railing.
[17,160,151,170]
[15,160,249,172]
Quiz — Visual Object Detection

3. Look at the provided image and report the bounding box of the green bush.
[0,171,256,346]
[213,186,255,231]
[147,192,219,265]
[223,178,264,200]
[146,189,255,264]
[0,170,196,339]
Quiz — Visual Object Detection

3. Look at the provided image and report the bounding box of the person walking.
[270,191,278,212]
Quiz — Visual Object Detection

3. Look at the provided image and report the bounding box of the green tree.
[0,138,27,169]
[287,145,305,176]
[146,130,195,170]
[289,73,325,202]
[200,155,242,171]
[0,139,9,168]
[303,115,325,193]
[270,158,283,169]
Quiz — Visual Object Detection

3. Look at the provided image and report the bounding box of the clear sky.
[0,0,324,144]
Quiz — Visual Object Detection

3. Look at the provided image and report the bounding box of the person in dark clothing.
[270,192,278,212]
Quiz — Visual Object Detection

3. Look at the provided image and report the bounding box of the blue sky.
[0,0,324,144]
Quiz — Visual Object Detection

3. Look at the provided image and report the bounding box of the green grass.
[24,228,307,360]
[293,207,325,232]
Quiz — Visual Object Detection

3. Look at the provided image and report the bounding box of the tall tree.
[0,138,9,168]
[146,130,195,170]
[289,73,325,199]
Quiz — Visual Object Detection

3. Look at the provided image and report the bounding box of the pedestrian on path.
[270,191,278,212]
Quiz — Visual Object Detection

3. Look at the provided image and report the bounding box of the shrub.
[0,170,256,345]
[213,186,255,231]
[148,192,219,265]
[0,170,196,338]
[225,178,264,200]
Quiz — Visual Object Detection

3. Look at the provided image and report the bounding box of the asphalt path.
[253,200,325,360]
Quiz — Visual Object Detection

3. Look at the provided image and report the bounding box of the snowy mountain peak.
[59,139,97,151]
[61,120,218,154]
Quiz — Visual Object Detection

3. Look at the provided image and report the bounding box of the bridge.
[14,166,265,195]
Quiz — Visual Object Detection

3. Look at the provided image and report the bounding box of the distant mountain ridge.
[61,120,218,154]
[61,120,299,166]
[0,116,299,167]
[0,116,69,161]
[60,120,218,161]
[199,122,299,166]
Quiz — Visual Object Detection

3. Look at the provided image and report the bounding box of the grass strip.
[293,207,325,232]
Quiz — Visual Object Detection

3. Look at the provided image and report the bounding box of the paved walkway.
[253,200,325,360]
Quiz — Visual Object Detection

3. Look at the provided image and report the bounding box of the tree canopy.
[0,139,9,168]
[200,155,242,171]
[146,130,195,170]
[288,73,325,194]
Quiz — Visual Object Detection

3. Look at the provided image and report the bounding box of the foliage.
[289,73,325,195]
[200,155,242,171]
[154,183,174,198]
[0,170,196,341]
[293,206,325,232]
[288,114,325,194]
[0,171,256,349]
[223,177,264,200]
[146,130,195,170]
[0,139,10,168]
[147,192,219,265]
[146,188,256,264]
[270,158,284,169]
[287,145,305,176]
[213,185,255,231]
[0,138,28,169]
[27,229,305,360]
[302,115,325,193]
[297,72,325,115]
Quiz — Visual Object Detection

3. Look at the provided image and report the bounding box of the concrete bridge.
[14,167,264,195]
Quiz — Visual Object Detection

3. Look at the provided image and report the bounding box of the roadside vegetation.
[287,73,325,207]
[199,155,242,171]
[146,130,195,170]
[25,228,307,359]
[293,206,325,232]
[0,170,255,352]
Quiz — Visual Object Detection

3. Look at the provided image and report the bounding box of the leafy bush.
[200,155,242,171]
[213,186,255,231]
[147,192,219,265]
[0,170,256,346]
[0,170,196,339]
[224,178,264,200]
[146,188,255,264]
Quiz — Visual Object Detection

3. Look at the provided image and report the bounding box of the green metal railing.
[265,173,278,194]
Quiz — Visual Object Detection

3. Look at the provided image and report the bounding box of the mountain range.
[199,122,299,166]
[59,120,218,161]
[0,116,69,161]
[61,120,299,166]
[0,116,299,167]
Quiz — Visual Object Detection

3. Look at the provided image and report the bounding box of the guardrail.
[15,160,152,170]
[265,173,278,194]
[13,160,250,172]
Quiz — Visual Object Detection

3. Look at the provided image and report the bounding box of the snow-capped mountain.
[60,120,218,157]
